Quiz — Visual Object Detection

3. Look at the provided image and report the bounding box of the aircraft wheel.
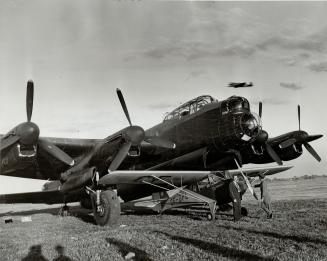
[93,190,121,226]
[241,207,248,217]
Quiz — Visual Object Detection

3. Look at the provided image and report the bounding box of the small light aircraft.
[0,81,322,225]
[228,82,253,88]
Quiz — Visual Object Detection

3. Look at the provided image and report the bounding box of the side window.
[197,99,209,111]
[190,102,197,114]
[180,106,190,117]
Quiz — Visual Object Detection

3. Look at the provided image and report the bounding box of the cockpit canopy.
[164,95,217,121]
[221,96,250,115]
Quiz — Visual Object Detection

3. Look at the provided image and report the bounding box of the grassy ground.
[0,199,326,261]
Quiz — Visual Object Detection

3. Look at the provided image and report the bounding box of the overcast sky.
[1,1,327,193]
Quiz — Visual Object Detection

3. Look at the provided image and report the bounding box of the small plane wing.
[224,165,293,178]
[98,170,212,186]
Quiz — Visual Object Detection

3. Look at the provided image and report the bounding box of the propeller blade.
[259,102,262,118]
[0,135,20,152]
[26,81,34,122]
[265,143,283,165]
[298,105,301,131]
[116,88,132,126]
[144,136,176,149]
[303,142,321,162]
[234,158,259,200]
[108,142,132,171]
[306,134,323,143]
[279,138,297,149]
[38,139,74,166]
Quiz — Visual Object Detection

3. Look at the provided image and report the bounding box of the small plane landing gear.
[92,189,121,226]
[59,204,70,216]
[207,212,213,221]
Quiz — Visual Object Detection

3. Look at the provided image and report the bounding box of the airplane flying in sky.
[228,82,253,88]
[0,81,322,225]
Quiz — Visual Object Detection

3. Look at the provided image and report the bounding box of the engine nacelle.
[279,144,303,161]
[60,167,96,193]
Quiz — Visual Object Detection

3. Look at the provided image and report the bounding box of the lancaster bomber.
[0,81,323,225]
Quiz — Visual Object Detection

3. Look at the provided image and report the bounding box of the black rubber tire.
[93,190,121,226]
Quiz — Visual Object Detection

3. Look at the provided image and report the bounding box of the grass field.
[0,198,326,261]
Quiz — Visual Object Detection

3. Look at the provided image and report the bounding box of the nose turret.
[239,112,262,140]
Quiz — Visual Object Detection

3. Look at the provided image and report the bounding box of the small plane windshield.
[164,95,217,121]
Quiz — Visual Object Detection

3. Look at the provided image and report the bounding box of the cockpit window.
[164,95,216,121]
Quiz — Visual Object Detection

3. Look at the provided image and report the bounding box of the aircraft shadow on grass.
[154,230,276,261]
[216,224,327,246]
[21,244,72,261]
[106,238,152,261]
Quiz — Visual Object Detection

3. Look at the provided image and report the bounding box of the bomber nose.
[240,113,261,139]
[17,122,40,145]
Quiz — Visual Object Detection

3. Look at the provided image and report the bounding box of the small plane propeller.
[0,81,74,166]
[255,102,283,165]
[278,105,322,162]
[108,89,175,171]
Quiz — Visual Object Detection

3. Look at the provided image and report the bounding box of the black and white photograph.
[0,1,326,260]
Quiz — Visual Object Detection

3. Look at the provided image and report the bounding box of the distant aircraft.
[0,81,322,225]
[229,82,253,88]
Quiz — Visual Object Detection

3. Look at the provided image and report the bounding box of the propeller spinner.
[108,89,175,171]
[278,105,322,162]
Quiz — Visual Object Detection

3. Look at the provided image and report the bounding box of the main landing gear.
[86,187,121,226]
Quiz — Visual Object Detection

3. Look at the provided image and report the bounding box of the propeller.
[108,89,175,171]
[278,105,322,162]
[234,158,258,201]
[259,101,262,118]
[0,81,74,166]
[255,102,283,165]
[26,80,34,122]
[298,105,301,131]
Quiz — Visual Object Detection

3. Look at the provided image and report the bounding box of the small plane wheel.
[92,190,121,226]
[241,207,248,217]
[207,213,213,221]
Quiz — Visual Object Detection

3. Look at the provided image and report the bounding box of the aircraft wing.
[99,170,212,186]
[0,188,85,205]
[0,191,63,204]
[224,165,293,178]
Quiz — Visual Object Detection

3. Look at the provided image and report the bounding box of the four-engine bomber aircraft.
[0,81,323,225]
